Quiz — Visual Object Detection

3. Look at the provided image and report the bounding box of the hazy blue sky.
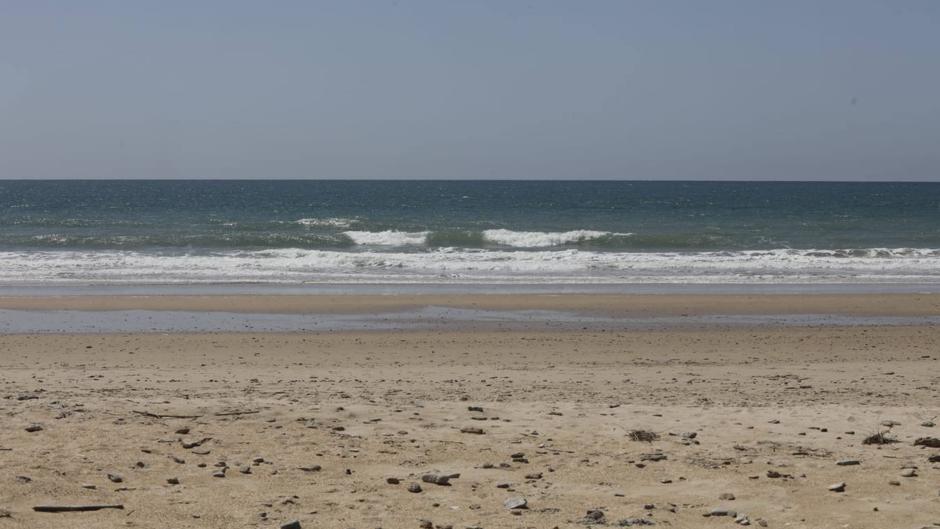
[1,1,938,180]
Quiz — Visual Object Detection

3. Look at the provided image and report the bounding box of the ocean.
[1,180,939,290]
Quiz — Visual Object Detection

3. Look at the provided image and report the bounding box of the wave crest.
[482,229,632,248]
[343,230,429,246]
[339,229,633,248]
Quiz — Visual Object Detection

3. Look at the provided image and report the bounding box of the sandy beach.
[1,294,939,529]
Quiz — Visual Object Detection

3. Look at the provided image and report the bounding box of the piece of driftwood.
[133,410,202,419]
[214,410,260,417]
[34,504,124,513]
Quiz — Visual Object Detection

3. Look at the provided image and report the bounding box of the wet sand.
[1,292,940,316]
[0,295,939,528]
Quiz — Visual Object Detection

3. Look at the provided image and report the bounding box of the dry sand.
[0,294,939,528]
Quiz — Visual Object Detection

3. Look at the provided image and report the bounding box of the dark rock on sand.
[618,518,655,526]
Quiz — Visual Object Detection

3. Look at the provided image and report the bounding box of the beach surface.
[1,294,939,528]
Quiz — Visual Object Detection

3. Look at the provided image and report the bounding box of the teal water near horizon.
[1,180,939,287]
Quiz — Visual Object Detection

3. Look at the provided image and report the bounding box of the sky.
[0,1,938,181]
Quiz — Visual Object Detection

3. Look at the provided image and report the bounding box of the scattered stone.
[618,518,655,526]
[107,473,123,483]
[212,468,226,478]
[928,454,940,463]
[460,427,484,435]
[922,421,936,428]
[828,482,846,492]
[496,482,511,489]
[913,437,940,448]
[81,484,96,489]
[298,465,321,472]
[900,468,917,477]
[836,459,861,466]
[180,437,211,449]
[407,483,422,493]
[386,477,400,485]
[584,509,606,523]
[524,472,542,480]
[24,424,43,433]
[280,521,302,529]
[239,465,252,474]
[704,508,737,517]
[640,452,667,462]
[629,430,659,442]
[863,431,898,445]
[504,497,527,510]
[422,473,454,486]
[719,493,736,501]
[167,477,180,485]
[467,406,484,412]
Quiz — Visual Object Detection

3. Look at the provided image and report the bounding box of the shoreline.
[1,292,939,316]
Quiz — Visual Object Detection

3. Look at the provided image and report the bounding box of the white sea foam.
[295,217,356,228]
[343,230,429,246]
[1,248,939,286]
[482,229,629,247]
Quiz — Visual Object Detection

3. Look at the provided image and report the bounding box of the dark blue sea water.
[1,180,938,287]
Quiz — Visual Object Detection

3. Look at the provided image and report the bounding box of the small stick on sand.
[132,410,202,419]
[214,410,260,416]
[34,505,124,513]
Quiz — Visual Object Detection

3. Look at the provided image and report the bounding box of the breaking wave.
[1,247,939,286]
[341,229,634,248]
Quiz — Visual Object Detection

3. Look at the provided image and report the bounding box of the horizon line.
[1,178,939,183]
